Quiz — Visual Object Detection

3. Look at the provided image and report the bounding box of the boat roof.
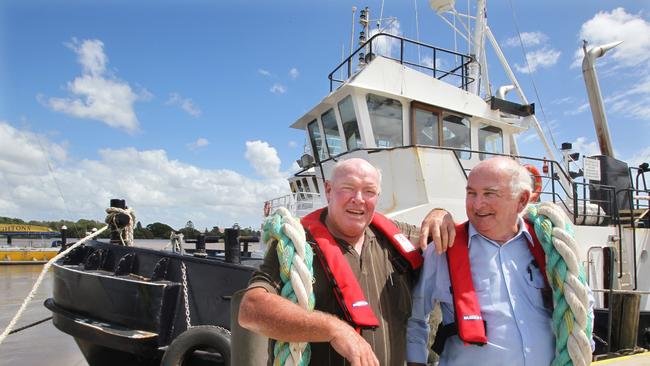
[290,56,526,133]
[0,223,57,236]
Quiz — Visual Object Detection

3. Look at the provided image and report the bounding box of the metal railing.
[328,33,475,92]
[267,192,326,218]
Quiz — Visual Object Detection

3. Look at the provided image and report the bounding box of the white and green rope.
[262,207,315,366]
[527,202,593,366]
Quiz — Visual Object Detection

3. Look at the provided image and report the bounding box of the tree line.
[0,217,260,240]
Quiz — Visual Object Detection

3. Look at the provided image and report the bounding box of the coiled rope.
[262,207,315,366]
[105,207,136,246]
[0,225,109,347]
[527,202,592,366]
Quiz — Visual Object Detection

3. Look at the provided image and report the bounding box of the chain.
[180,262,191,329]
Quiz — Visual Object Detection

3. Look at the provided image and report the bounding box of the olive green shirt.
[248,211,420,366]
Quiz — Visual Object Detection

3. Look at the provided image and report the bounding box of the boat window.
[338,96,362,150]
[307,119,326,161]
[479,123,503,160]
[413,108,440,145]
[366,94,403,148]
[312,177,319,193]
[295,179,305,200]
[321,108,344,156]
[442,115,471,159]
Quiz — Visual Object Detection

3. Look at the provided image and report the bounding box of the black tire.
[161,326,231,366]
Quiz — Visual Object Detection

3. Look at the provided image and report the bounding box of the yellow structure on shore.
[0,224,60,264]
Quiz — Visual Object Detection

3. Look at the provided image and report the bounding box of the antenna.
[350,6,356,57]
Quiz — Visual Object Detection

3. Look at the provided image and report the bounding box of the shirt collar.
[467,216,533,248]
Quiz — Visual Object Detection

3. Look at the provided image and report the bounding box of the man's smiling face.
[324,159,380,244]
[465,160,528,243]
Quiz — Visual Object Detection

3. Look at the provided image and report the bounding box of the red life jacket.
[300,208,423,329]
[447,220,548,346]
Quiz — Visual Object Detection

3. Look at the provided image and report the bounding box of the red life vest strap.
[300,208,422,329]
[447,222,488,346]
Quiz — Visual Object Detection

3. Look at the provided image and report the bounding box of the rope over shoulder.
[262,207,315,366]
[527,202,593,366]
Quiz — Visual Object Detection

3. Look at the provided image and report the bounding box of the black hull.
[45,240,262,365]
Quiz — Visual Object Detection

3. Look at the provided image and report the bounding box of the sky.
[1,0,649,231]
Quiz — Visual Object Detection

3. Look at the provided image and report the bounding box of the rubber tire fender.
[161,325,231,366]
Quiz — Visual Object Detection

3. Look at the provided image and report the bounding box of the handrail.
[328,33,475,92]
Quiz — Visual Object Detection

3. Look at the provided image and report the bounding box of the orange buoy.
[523,164,543,202]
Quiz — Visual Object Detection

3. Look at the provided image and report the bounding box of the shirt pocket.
[522,261,549,312]
[524,261,546,289]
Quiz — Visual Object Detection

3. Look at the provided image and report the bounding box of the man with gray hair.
[407,157,593,366]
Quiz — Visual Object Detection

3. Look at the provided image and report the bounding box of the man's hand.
[329,321,379,366]
[418,208,456,253]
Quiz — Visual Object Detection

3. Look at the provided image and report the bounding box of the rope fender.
[527,202,593,366]
[262,207,315,366]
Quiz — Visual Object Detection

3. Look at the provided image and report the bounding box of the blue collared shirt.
[407,218,578,366]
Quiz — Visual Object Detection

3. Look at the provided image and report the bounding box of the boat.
[0,224,60,264]
[44,1,650,365]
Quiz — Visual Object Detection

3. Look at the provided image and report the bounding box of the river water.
[0,238,193,366]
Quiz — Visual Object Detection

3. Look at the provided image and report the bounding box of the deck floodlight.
[569,152,580,162]
[561,142,572,152]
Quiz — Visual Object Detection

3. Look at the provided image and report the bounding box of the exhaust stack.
[582,40,622,158]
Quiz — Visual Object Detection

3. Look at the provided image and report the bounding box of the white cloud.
[43,39,142,133]
[573,8,650,68]
[289,68,299,79]
[514,47,561,73]
[0,121,290,229]
[270,83,287,94]
[552,96,576,105]
[571,137,600,159]
[258,69,271,77]
[0,121,67,176]
[504,31,549,48]
[602,73,650,121]
[245,140,282,178]
[519,131,538,143]
[166,93,201,117]
[187,137,209,150]
[288,140,298,148]
[628,146,650,168]
[564,102,590,116]
[369,20,401,58]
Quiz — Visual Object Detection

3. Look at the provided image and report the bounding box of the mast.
[468,0,486,96]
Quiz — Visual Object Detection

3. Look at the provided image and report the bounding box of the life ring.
[263,201,271,217]
[161,325,231,366]
[524,164,543,202]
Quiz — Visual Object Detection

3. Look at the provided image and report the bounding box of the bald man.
[239,158,452,366]
[407,157,594,366]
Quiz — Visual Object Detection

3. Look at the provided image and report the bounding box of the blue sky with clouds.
[1,0,649,230]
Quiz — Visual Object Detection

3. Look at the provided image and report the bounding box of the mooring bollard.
[224,228,240,264]
[194,234,207,258]
[60,225,68,249]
